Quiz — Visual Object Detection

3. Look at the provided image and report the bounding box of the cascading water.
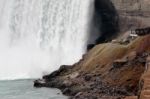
[0,0,94,80]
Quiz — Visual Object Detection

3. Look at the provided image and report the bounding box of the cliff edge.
[34,33,150,99]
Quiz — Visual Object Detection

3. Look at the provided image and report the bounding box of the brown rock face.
[124,96,138,99]
[34,35,150,99]
[139,57,150,99]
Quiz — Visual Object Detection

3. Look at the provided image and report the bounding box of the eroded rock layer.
[34,35,150,99]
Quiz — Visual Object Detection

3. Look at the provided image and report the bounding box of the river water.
[0,79,68,99]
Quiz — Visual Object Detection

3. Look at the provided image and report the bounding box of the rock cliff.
[34,0,150,99]
[111,0,150,32]
[34,34,150,99]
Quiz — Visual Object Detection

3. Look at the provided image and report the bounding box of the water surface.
[0,79,68,99]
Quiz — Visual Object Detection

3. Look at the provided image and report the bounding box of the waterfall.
[0,0,94,80]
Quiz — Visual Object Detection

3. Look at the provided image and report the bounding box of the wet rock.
[34,79,46,88]
[62,88,72,95]
[43,65,71,80]
[62,87,78,96]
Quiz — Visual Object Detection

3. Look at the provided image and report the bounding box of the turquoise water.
[0,79,68,99]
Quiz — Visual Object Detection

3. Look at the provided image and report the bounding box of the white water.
[0,0,94,80]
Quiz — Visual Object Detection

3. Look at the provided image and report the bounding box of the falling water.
[0,0,94,80]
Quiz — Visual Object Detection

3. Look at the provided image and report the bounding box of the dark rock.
[84,75,92,81]
[62,88,73,95]
[43,65,71,80]
[93,0,119,44]
[34,79,46,88]
[135,27,150,36]
[87,44,95,51]
[113,59,127,68]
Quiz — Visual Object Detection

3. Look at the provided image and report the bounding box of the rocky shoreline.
[34,34,150,99]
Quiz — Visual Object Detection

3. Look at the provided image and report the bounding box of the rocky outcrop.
[34,34,150,99]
